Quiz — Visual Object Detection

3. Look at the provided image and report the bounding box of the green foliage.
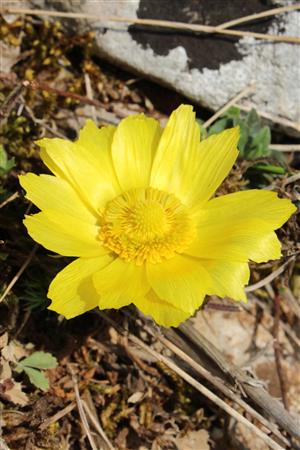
[208,107,272,161]
[16,351,57,391]
[0,145,15,175]
[205,106,289,186]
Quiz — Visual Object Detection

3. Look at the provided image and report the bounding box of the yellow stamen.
[99,187,196,265]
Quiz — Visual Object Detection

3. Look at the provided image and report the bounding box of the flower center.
[99,187,196,265]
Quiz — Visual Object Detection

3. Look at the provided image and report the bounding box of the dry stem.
[150,326,289,446]
[217,4,300,29]
[202,85,254,128]
[0,192,19,209]
[273,294,289,410]
[69,366,99,450]
[0,244,38,304]
[246,257,294,292]
[99,312,288,450]
[1,7,300,44]
[39,402,76,431]
[269,144,300,152]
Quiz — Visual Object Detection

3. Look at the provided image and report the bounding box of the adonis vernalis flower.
[20,105,296,327]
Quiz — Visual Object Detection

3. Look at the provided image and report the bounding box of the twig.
[24,104,66,138]
[235,102,300,133]
[246,261,294,293]
[282,322,300,349]
[0,73,106,109]
[145,324,289,447]
[217,4,300,30]
[269,144,300,152]
[273,294,289,410]
[1,7,300,44]
[0,192,19,209]
[84,73,97,123]
[202,85,254,128]
[99,312,286,450]
[282,172,300,186]
[281,287,300,320]
[0,81,29,127]
[39,402,76,431]
[135,345,285,450]
[178,321,300,440]
[29,80,105,108]
[0,244,38,304]
[69,367,98,450]
[204,301,241,312]
[245,258,294,292]
[82,400,115,450]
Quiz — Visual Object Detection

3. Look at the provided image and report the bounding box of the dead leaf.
[0,333,8,349]
[0,42,20,73]
[1,340,27,364]
[0,379,28,406]
[174,430,210,450]
[0,358,12,380]
[128,391,144,404]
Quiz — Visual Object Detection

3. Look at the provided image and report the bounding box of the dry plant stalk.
[99,311,296,450]
[0,244,38,304]
[1,6,300,44]
[178,322,300,440]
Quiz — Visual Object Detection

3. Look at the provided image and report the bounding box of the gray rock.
[13,0,300,134]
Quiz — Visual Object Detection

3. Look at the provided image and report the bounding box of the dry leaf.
[0,379,29,406]
[0,333,8,349]
[127,391,144,404]
[0,358,12,380]
[0,42,20,73]
[1,340,27,364]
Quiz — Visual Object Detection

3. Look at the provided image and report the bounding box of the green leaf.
[208,118,229,135]
[18,351,57,370]
[0,145,15,174]
[0,145,8,168]
[222,106,241,120]
[271,150,287,166]
[237,123,249,154]
[252,163,286,174]
[252,127,271,150]
[246,109,261,133]
[23,367,49,391]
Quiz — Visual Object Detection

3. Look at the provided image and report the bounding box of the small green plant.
[0,145,15,175]
[204,107,287,186]
[207,107,271,160]
[16,351,57,391]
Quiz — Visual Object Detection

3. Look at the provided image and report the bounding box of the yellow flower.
[20,105,296,327]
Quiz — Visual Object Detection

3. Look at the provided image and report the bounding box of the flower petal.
[48,255,112,318]
[38,122,120,213]
[201,189,296,229]
[77,120,119,189]
[24,211,104,257]
[135,290,191,327]
[93,258,150,309]
[150,105,239,207]
[187,127,239,207]
[187,190,296,262]
[19,173,96,223]
[112,114,161,190]
[147,254,209,314]
[150,105,201,201]
[204,259,250,302]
